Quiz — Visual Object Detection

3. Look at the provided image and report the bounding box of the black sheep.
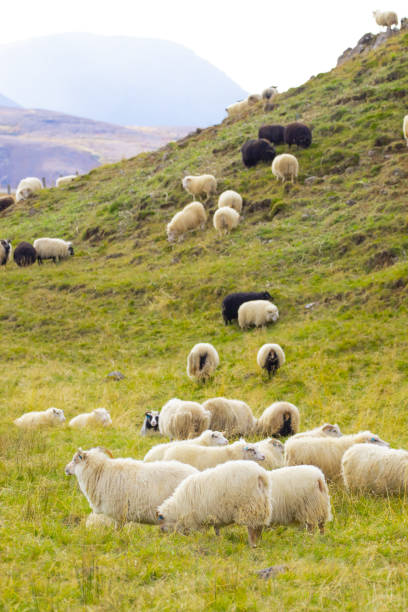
[258,125,285,145]
[13,241,37,267]
[284,122,312,149]
[241,139,276,168]
[222,291,272,325]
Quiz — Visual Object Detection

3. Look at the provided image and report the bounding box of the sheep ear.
[97,446,113,458]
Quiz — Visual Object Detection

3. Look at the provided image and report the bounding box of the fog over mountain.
[0,93,20,108]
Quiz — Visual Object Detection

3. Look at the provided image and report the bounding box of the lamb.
[373,9,398,29]
[262,87,278,100]
[255,438,285,470]
[238,300,279,329]
[65,447,197,524]
[258,125,285,145]
[140,410,160,435]
[284,431,389,481]
[257,401,300,437]
[161,439,265,470]
[144,429,228,461]
[342,444,408,494]
[271,154,299,183]
[186,343,219,382]
[284,123,312,149]
[267,465,332,533]
[69,408,112,429]
[257,343,285,377]
[157,460,272,547]
[202,397,256,437]
[159,398,211,440]
[0,195,15,212]
[221,291,272,325]
[56,175,77,187]
[403,115,408,147]
[292,424,342,439]
[33,238,74,264]
[217,190,243,213]
[0,240,12,266]
[241,139,276,168]
[181,175,217,200]
[15,177,42,202]
[213,207,240,235]
[166,201,207,243]
[14,407,66,428]
[13,242,37,267]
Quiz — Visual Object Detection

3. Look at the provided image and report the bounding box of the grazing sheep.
[186,343,219,382]
[182,175,217,200]
[257,402,300,437]
[65,447,197,524]
[257,344,285,377]
[241,139,276,168]
[342,444,408,494]
[16,177,42,202]
[285,431,389,481]
[258,125,285,145]
[202,398,256,437]
[222,291,272,325]
[403,115,408,147]
[159,398,211,440]
[0,195,15,212]
[284,123,312,149]
[271,154,299,183]
[255,438,285,470]
[262,87,278,100]
[33,238,74,264]
[226,99,249,116]
[166,201,207,243]
[157,460,272,547]
[213,207,240,235]
[218,190,243,213]
[14,407,66,428]
[238,300,279,329]
[373,9,398,29]
[162,439,265,470]
[0,240,12,265]
[13,242,37,267]
[144,430,228,461]
[140,410,160,435]
[56,175,77,187]
[69,408,112,429]
[292,424,342,439]
[267,465,332,533]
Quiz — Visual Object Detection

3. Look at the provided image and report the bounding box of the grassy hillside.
[1,29,408,611]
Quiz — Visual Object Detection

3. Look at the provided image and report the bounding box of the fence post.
[42,177,46,188]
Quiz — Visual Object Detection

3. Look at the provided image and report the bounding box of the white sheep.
[255,438,285,470]
[217,190,243,213]
[161,438,265,470]
[202,397,256,437]
[403,115,408,147]
[373,9,398,29]
[14,407,66,428]
[157,460,272,547]
[65,447,197,524]
[181,175,217,200]
[257,343,285,377]
[226,100,249,116]
[272,154,299,183]
[262,86,278,100]
[213,207,240,235]
[238,300,279,329]
[267,465,332,533]
[33,238,74,264]
[166,201,207,243]
[16,177,43,202]
[144,430,228,462]
[342,444,408,494]
[186,342,219,382]
[159,398,211,440]
[0,239,12,266]
[292,424,342,439]
[247,94,262,104]
[56,175,77,187]
[69,408,112,429]
[257,401,300,437]
[285,431,389,481]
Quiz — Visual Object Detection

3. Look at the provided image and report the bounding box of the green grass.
[1,30,408,610]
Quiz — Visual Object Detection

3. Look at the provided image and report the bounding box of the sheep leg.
[247,526,263,547]
[214,526,220,536]
[318,521,325,535]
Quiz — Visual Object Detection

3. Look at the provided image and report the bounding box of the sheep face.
[266,306,279,323]
[50,407,66,423]
[144,410,159,431]
[322,424,342,437]
[211,431,229,446]
[65,448,87,475]
[93,408,112,425]
[243,444,265,462]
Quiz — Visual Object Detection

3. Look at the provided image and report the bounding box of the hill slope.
[1,29,408,610]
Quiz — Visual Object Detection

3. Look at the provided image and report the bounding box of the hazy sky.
[3,1,407,93]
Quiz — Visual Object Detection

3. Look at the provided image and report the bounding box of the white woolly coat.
[342,443,408,494]
[161,439,265,470]
[159,398,211,440]
[14,407,66,428]
[186,342,219,381]
[56,175,77,187]
[292,424,342,439]
[182,175,217,199]
[33,238,73,261]
[373,10,398,27]
[144,430,228,461]
[202,397,256,437]
[238,300,279,329]
[16,177,42,202]
[272,154,299,183]
[255,438,284,470]
[166,201,207,242]
[69,408,112,429]
[257,344,285,372]
[218,190,243,213]
[226,100,249,116]
[257,402,300,437]
[213,207,240,234]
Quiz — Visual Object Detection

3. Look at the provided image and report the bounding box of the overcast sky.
[3,1,407,93]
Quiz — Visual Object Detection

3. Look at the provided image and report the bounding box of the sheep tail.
[199,352,208,372]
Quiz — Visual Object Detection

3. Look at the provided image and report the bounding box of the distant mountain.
[0,34,247,127]
[0,93,20,108]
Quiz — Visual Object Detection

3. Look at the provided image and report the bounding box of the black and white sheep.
[284,123,312,149]
[258,125,285,145]
[257,401,300,437]
[262,86,278,100]
[13,242,37,267]
[241,139,276,168]
[0,240,12,266]
[33,238,74,264]
[140,411,160,435]
[187,343,220,381]
[221,291,272,325]
[257,344,285,377]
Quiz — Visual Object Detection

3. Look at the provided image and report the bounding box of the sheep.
[241,139,276,168]
[13,241,37,267]
[166,201,207,243]
[217,190,243,213]
[202,397,256,437]
[284,431,389,481]
[140,410,160,435]
[284,123,312,149]
[144,430,228,461]
[373,9,398,29]
[247,94,262,104]
[221,291,272,325]
[403,115,408,147]
[257,401,300,437]
[0,240,12,266]
[238,300,279,329]
[226,99,249,116]
[56,175,77,187]
[257,343,285,378]
[258,125,285,145]
[14,407,66,428]
[255,438,285,470]
[342,444,408,495]
[69,408,112,429]
[33,238,74,264]
[0,195,15,212]
[65,447,198,524]
[262,87,278,100]
[161,438,265,470]
[157,460,272,547]
[271,154,299,183]
[213,207,240,235]
[186,343,219,382]
[159,398,211,440]
[292,424,342,439]
[181,175,217,201]
[267,465,332,533]
[15,177,42,202]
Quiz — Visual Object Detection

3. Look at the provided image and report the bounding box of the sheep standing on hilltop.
[69,408,112,429]
[241,139,276,168]
[202,397,256,437]
[33,238,74,264]
[403,115,408,147]
[222,291,272,325]
[238,300,279,329]
[262,87,278,100]
[166,201,207,243]
[0,239,12,266]
[187,343,219,381]
[13,242,37,267]
[144,430,228,461]
[16,177,42,202]
[14,407,66,428]
[342,444,408,494]
[272,154,299,183]
[159,398,211,439]
[257,401,300,437]
[373,9,398,29]
[218,190,243,213]
[213,207,240,235]
[257,344,285,378]
[182,175,217,201]
[56,175,77,187]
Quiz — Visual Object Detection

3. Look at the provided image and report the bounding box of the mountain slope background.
[0,29,408,610]
[0,93,20,108]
